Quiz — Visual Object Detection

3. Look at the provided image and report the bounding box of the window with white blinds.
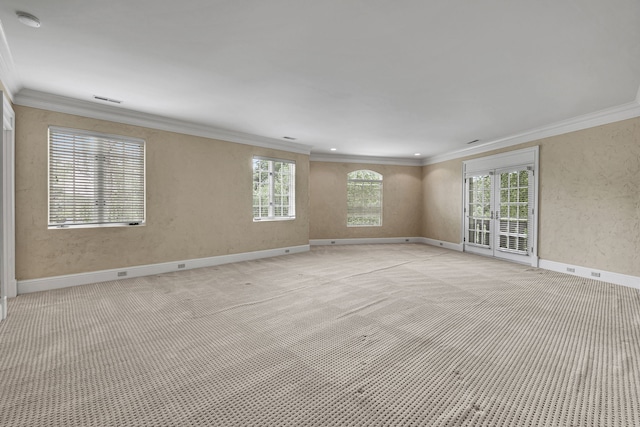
[252,157,296,221]
[48,127,145,228]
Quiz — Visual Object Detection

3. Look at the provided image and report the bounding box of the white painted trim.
[0,295,6,320]
[18,245,310,295]
[17,242,639,295]
[14,90,312,155]
[310,237,419,245]
[1,92,16,300]
[422,101,640,165]
[461,147,539,268]
[309,237,464,251]
[0,21,16,101]
[539,259,640,291]
[532,147,540,268]
[310,153,422,166]
[417,237,464,252]
[462,146,538,176]
[11,88,640,166]
[459,163,466,250]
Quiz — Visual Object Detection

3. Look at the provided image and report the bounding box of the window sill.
[253,217,296,222]
[48,222,146,230]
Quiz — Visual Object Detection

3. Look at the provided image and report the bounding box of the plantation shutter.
[49,127,145,227]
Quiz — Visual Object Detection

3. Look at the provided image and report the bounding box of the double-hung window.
[252,157,296,221]
[347,170,383,226]
[48,127,145,228]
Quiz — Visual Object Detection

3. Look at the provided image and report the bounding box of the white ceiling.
[1,0,639,160]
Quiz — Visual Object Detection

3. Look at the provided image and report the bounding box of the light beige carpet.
[1,244,639,426]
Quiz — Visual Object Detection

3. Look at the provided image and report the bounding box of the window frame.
[347,169,383,227]
[252,156,296,222]
[48,126,146,229]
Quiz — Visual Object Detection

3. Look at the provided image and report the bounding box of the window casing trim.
[48,126,146,229]
[252,156,296,221]
[347,170,383,227]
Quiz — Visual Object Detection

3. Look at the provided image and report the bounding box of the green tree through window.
[253,157,296,220]
[347,170,382,226]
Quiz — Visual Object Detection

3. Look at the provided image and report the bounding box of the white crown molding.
[422,100,640,166]
[18,244,310,294]
[11,85,640,166]
[0,20,16,101]
[14,89,312,155]
[310,153,422,166]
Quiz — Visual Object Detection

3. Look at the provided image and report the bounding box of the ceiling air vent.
[93,95,122,104]
[466,139,480,144]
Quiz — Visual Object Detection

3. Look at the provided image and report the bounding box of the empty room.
[0,1,639,426]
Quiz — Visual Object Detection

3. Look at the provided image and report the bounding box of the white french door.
[463,148,538,266]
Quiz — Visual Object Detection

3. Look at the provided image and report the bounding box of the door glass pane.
[467,175,491,248]
[497,170,529,254]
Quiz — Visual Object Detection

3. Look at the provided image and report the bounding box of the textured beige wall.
[309,162,422,239]
[421,117,640,276]
[421,159,463,243]
[537,118,639,275]
[15,106,309,280]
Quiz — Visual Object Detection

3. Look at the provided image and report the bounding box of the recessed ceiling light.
[16,11,41,28]
[330,148,337,151]
[283,136,296,141]
[414,153,421,156]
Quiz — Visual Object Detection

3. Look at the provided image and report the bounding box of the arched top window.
[347,170,382,181]
[347,170,383,227]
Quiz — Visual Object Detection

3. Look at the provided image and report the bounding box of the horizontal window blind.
[49,127,145,227]
[347,170,383,227]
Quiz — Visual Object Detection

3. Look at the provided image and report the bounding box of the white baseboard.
[417,237,464,252]
[539,259,640,290]
[0,295,6,320]
[309,239,639,290]
[17,243,637,295]
[309,237,464,252]
[17,245,310,295]
[310,237,419,245]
